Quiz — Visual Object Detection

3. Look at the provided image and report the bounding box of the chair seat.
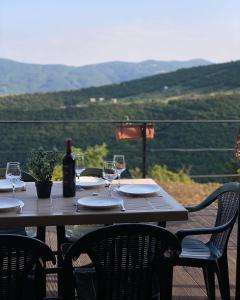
[180,238,217,260]
[66,225,103,241]
[0,227,27,235]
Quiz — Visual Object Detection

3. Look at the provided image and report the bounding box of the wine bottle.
[63,138,76,197]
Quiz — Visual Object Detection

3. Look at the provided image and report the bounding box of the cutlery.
[75,204,81,212]
[121,201,126,211]
[17,202,24,214]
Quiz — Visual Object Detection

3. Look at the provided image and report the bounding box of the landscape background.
[0,59,239,182]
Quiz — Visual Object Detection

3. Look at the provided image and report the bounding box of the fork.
[121,201,126,211]
[17,202,24,214]
[75,204,81,212]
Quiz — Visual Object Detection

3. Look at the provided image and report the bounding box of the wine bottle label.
[63,163,76,197]
[63,165,75,179]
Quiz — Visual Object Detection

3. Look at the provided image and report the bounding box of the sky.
[0,0,240,66]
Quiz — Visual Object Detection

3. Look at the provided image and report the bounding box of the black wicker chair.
[0,234,55,300]
[62,223,181,300]
[57,167,132,265]
[175,182,240,300]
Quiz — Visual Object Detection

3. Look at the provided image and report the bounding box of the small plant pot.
[35,181,53,199]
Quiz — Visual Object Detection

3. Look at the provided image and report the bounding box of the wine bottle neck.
[66,139,72,154]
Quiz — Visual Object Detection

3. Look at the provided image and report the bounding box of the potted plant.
[27,148,58,198]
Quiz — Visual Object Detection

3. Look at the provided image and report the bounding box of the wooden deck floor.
[45,206,238,299]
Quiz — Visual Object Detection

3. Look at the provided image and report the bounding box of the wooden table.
[0,179,188,228]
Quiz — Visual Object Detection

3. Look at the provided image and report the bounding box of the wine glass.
[113,155,126,188]
[5,162,21,198]
[102,161,118,196]
[75,155,85,182]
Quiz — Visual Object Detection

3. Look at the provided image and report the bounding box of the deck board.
[45,207,238,299]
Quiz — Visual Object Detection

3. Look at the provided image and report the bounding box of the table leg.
[36,226,46,242]
[36,226,46,298]
[56,225,69,297]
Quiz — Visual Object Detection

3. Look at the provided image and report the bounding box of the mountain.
[68,60,240,100]
[0,58,211,95]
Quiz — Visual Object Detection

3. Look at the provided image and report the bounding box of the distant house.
[89,98,96,103]
[99,97,105,102]
[75,104,88,108]
[163,85,169,91]
[111,98,118,104]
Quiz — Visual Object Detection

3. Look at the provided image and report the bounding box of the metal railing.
[0,119,239,180]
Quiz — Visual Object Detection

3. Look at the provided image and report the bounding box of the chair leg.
[157,221,166,228]
[159,265,173,300]
[215,256,231,300]
[36,226,46,242]
[34,262,46,300]
[202,267,215,300]
[36,226,46,299]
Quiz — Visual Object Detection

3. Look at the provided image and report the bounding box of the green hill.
[0,60,240,180]
[0,58,210,95]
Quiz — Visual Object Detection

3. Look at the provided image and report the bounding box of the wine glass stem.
[118,174,121,188]
[12,182,15,198]
[108,181,112,197]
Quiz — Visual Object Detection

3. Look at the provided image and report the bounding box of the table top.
[0,179,188,227]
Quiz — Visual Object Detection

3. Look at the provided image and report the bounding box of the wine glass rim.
[104,160,116,166]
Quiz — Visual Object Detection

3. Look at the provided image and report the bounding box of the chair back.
[63,224,181,300]
[0,234,55,300]
[209,182,240,253]
[81,168,103,177]
[0,167,5,179]
[0,168,36,182]
[21,171,36,182]
[81,167,132,179]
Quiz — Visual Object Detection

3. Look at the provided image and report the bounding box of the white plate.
[118,184,160,196]
[76,177,105,188]
[0,179,26,192]
[0,197,24,212]
[77,196,122,209]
